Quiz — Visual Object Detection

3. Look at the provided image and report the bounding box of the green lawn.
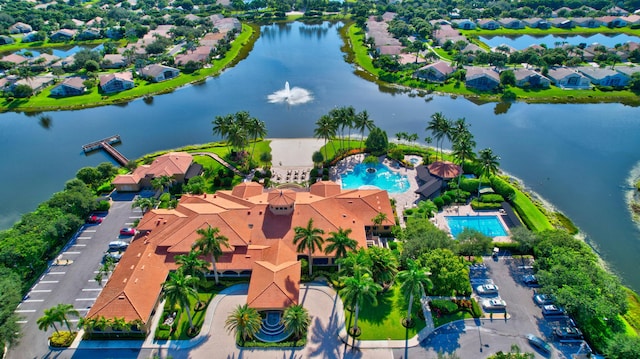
[623,288,640,336]
[343,286,426,340]
[344,24,379,77]
[431,310,472,329]
[167,291,216,340]
[510,190,554,232]
[318,139,366,162]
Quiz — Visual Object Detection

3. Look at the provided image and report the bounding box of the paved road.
[7,196,141,359]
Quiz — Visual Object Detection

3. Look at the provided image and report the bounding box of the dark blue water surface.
[1,21,640,291]
[481,33,640,50]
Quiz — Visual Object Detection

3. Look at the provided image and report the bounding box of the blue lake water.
[480,33,640,50]
[14,44,103,58]
[446,215,508,238]
[0,21,639,292]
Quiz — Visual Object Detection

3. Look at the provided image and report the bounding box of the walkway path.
[191,152,242,176]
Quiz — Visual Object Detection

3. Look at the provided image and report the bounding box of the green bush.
[96,200,111,211]
[490,176,516,201]
[96,182,114,194]
[49,331,77,347]
[480,194,504,203]
[470,298,482,318]
[444,190,470,203]
[310,168,319,178]
[388,147,404,161]
[155,328,171,340]
[493,242,523,255]
[470,200,502,210]
[433,197,444,208]
[431,299,458,314]
[403,208,414,216]
[459,178,480,193]
[388,241,398,250]
[441,194,452,205]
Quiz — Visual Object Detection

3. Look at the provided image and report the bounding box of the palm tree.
[397,259,433,326]
[95,316,110,332]
[371,212,388,236]
[52,303,80,332]
[110,316,127,331]
[314,114,337,160]
[193,225,230,285]
[452,130,476,196]
[36,308,61,334]
[151,175,172,193]
[246,116,267,170]
[337,248,372,278]
[293,218,325,277]
[449,117,470,144]
[339,271,382,342]
[161,271,199,332]
[367,246,399,286]
[131,196,158,214]
[281,304,311,341]
[354,110,375,149]
[175,249,209,286]
[225,304,262,345]
[426,112,451,162]
[477,148,500,196]
[78,317,97,337]
[212,114,234,154]
[226,121,248,160]
[324,227,358,272]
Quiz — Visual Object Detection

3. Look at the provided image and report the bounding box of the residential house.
[464,66,500,90]
[101,54,128,69]
[622,14,640,25]
[71,19,85,27]
[1,54,28,67]
[432,25,465,45]
[112,152,198,192]
[452,19,476,30]
[415,61,455,82]
[513,68,551,88]
[88,180,394,332]
[614,66,640,77]
[573,17,602,28]
[548,18,574,28]
[552,7,572,17]
[524,18,550,29]
[50,77,86,97]
[138,64,180,83]
[378,46,404,56]
[50,29,77,42]
[546,67,591,89]
[597,16,627,27]
[14,76,55,94]
[0,35,14,45]
[498,18,525,29]
[9,22,32,34]
[29,53,60,70]
[184,14,200,22]
[212,17,242,35]
[77,28,101,41]
[22,31,41,43]
[477,19,501,30]
[86,17,104,27]
[201,32,225,48]
[576,66,630,87]
[607,6,630,16]
[175,46,211,66]
[99,72,135,94]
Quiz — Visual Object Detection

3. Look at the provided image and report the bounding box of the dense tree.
[606,333,640,359]
[225,304,262,345]
[500,70,516,86]
[509,226,538,254]
[419,248,471,296]
[364,127,389,156]
[398,219,455,262]
[455,228,493,257]
[293,218,325,277]
[193,225,229,285]
[0,268,22,348]
[366,246,398,286]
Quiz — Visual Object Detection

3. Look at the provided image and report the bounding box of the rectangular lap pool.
[445,215,508,238]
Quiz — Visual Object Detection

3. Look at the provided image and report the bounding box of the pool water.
[446,215,508,238]
[340,163,410,193]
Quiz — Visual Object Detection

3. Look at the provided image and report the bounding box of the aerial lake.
[480,33,640,50]
[1,21,640,292]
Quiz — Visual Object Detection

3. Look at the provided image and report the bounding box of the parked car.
[104,251,123,262]
[542,304,566,316]
[533,293,554,306]
[526,334,552,354]
[482,298,507,310]
[120,227,136,236]
[476,284,499,295]
[86,215,102,224]
[522,274,540,287]
[554,326,583,340]
[108,241,129,250]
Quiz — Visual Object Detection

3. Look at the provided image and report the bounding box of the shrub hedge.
[433,197,444,208]
[490,176,515,201]
[479,194,504,203]
[470,200,502,210]
[459,178,480,193]
[49,331,77,347]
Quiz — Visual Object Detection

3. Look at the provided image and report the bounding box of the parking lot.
[8,197,142,359]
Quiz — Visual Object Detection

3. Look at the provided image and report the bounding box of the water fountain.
[267,81,313,105]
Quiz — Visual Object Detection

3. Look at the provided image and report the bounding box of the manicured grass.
[1,24,256,112]
[344,24,379,77]
[319,139,366,161]
[431,310,472,329]
[344,286,426,340]
[623,287,640,336]
[511,190,554,232]
[168,291,215,340]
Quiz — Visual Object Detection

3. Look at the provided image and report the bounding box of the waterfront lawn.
[345,24,379,77]
[623,288,640,336]
[511,190,554,232]
[319,139,366,162]
[344,286,425,340]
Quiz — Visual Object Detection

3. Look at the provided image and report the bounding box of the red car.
[119,227,136,236]
[87,215,102,224]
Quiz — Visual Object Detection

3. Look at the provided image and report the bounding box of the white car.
[476,284,499,295]
[108,241,129,250]
[482,298,507,310]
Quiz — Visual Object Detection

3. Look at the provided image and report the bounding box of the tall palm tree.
[426,112,451,162]
[226,121,248,159]
[452,130,476,195]
[131,196,158,214]
[343,106,357,150]
[449,117,470,144]
[337,248,372,278]
[36,308,60,334]
[354,110,375,149]
[225,304,262,345]
[193,225,230,285]
[175,249,209,287]
[367,246,399,286]
[212,114,234,154]
[397,259,433,326]
[246,116,267,170]
[339,271,382,343]
[151,175,172,193]
[324,227,358,272]
[281,304,311,341]
[314,114,337,160]
[52,303,80,333]
[293,218,325,277]
[161,271,199,332]
[371,212,388,236]
[477,148,501,196]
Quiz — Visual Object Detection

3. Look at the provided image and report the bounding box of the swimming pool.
[340,163,410,193]
[445,215,508,238]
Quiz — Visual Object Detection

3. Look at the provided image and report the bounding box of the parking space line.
[16,320,28,324]
[82,288,102,292]
[75,298,97,301]
[69,319,80,323]
[30,290,51,293]
[129,216,142,219]
[64,251,81,254]
[39,281,59,284]
[15,310,36,313]
[77,237,92,239]
[84,230,97,233]
[125,222,134,225]
[24,299,45,303]
[71,244,87,247]
[48,272,65,275]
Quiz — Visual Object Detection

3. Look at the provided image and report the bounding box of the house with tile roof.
[112,152,199,192]
[99,72,135,94]
[576,66,630,87]
[87,180,395,333]
[138,64,180,82]
[415,61,455,82]
[513,68,551,88]
[9,22,32,34]
[464,66,500,91]
[546,67,591,89]
[50,77,86,97]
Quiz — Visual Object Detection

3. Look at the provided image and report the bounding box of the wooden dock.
[82,135,129,166]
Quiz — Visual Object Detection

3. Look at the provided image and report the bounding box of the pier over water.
[82,135,129,166]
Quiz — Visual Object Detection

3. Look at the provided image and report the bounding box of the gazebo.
[427,161,462,179]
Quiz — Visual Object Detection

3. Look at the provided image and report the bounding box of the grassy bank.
[0,24,258,113]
